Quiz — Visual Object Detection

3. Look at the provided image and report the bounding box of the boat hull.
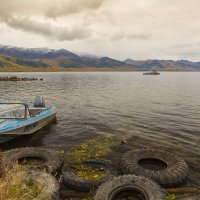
[143,73,160,75]
[0,113,56,143]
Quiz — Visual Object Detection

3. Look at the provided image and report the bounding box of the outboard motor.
[34,96,45,107]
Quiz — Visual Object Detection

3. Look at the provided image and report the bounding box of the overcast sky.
[0,0,200,61]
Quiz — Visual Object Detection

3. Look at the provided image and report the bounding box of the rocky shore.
[0,76,43,81]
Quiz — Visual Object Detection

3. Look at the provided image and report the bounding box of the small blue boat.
[0,97,56,143]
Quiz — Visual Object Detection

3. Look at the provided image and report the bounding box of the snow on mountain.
[0,45,78,59]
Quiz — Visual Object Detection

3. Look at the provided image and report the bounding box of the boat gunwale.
[0,102,53,119]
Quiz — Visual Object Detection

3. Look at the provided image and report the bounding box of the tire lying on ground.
[94,175,166,200]
[1,147,64,174]
[62,160,117,191]
[30,170,59,200]
[120,148,189,187]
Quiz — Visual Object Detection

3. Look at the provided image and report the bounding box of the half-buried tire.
[120,148,189,187]
[94,175,166,200]
[62,160,117,191]
[30,170,59,200]
[2,147,64,174]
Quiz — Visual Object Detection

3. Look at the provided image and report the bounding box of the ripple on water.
[0,72,199,157]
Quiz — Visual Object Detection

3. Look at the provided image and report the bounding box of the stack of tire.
[0,147,64,200]
[94,148,189,200]
[61,148,189,200]
[0,147,189,200]
[61,158,167,199]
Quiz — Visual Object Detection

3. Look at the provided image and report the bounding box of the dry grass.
[17,157,45,166]
[0,166,48,200]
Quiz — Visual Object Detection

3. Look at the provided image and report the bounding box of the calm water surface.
[0,72,199,156]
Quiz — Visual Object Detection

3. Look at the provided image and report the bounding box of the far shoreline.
[0,68,200,73]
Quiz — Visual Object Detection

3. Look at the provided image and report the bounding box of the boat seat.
[29,109,44,116]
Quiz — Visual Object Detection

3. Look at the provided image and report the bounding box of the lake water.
[0,72,199,156]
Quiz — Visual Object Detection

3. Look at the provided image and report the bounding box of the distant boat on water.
[143,70,160,75]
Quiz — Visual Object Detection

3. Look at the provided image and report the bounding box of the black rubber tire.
[120,149,189,187]
[62,160,117,191]
[94,175,166,200]
[27,170,59,200]
[2,147,64,174]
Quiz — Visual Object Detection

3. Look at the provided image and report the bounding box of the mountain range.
[0,44,200,71]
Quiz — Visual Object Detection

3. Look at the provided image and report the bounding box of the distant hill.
[0,56,62,72]
[124,58,200,70]
[0,44,200,71]
[0,45,78,60]
[0,56,34,71]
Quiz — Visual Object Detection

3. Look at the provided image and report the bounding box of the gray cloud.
[170,43,200,49]
[1,15,90,41]
[3,16,52,36]
[0,0,44,16]
[0,0,103,41]
[0,0,106,18]
[57,27,91,41]
[45,0,106,18]
[110,32,151,41]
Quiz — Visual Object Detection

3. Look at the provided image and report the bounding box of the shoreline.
[0,69,200,73]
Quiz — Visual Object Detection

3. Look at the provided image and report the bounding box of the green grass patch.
[73,164,106,180]
[57,137,112,181]
[60,137,112,167]
[167,193,176,200]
